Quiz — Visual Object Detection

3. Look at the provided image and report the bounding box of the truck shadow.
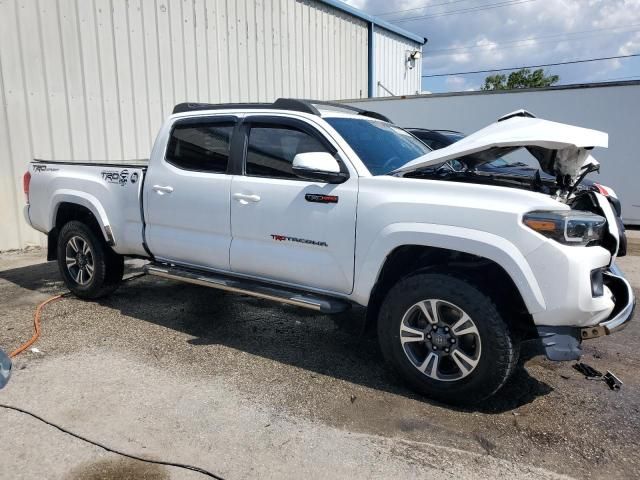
[0,257,63,293]
[102,273,553,413]
[0,261,553,413]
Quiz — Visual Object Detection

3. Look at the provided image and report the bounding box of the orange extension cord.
[4,278,226,479]
[9,294,65,358]
[8,273,146,359]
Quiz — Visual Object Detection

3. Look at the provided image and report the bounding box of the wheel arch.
[47,197,113,261]
[355,224,546,339]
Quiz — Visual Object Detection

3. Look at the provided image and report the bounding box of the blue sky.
[345,0,640,93]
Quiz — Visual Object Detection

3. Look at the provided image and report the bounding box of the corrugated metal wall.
[346,82,640,224]
[374,28,422,97]
[0,0,371,250]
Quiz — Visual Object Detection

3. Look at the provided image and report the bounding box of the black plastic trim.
[229,121,248,176]
[138,167,154,260]
[301,100,393,123]
[537,326,583,361]
[33,159,148,168]
[173,99,320,116]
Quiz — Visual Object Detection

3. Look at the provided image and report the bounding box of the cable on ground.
[0,403,225,479]
[4,272,225,478]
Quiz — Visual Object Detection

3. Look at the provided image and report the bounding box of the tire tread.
[378,273,518,405]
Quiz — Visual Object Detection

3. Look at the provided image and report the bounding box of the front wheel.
[57,221,124,299]
[378,273,518,405]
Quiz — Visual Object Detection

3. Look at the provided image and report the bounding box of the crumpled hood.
[393,110,608,180]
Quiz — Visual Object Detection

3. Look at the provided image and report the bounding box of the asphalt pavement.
[1,248,638,479]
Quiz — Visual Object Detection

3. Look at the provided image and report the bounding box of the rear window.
[326,117,430,175]
[166,121,234,173]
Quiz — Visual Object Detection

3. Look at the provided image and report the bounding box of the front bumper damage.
[537,264,635,361]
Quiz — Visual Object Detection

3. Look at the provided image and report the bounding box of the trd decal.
[32,165,59,173]
[101,169,130,186]
[119,169,129,186]
[271,234,328,247]
[305,193,338,204]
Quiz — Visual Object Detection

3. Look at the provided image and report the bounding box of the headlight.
[523,210,606,246]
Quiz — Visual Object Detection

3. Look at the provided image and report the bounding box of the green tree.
[481,68,559,90]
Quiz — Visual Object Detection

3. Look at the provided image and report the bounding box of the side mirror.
[0,349,11,389]
[292,152,348,184]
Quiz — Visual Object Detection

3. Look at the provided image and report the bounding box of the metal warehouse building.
[0,0,424,250]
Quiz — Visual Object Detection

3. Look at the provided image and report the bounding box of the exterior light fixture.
[407,50,422,69]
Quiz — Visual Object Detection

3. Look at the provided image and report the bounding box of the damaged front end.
[394,110,634,362]
[394,109,609,200]
[527,144,601,201]
[537,264,635,361]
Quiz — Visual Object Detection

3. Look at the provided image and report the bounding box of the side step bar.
[144,263,351,314]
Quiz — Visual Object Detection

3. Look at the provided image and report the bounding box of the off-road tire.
[57,220,124,299]
[378,273,519,405]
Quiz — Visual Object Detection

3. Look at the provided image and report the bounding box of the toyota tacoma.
[23,99,635,404]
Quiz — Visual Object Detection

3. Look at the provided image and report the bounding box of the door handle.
[152,185,174,195]
[232,193,261,204]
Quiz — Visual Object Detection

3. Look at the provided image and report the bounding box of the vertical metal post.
[368,23,375,98]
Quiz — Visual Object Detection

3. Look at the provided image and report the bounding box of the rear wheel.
[378,273,518,405]
[57,221,124,299]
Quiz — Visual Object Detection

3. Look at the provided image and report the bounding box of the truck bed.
[33,158,149,168]
[27,159,148,258]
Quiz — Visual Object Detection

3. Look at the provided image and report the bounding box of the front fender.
[352,223,546,314]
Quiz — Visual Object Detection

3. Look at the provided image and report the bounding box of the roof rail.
[172,99,320,116]
[172,98,392,123]
[302,100,393,123]
[173,102,268,114]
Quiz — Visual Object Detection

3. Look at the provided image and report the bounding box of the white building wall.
[347,82,640,225]
[0,0,371,250]
[373,28,422,97]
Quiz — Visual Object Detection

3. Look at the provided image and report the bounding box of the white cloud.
[345,0,640,90]
[619,31,640,55]
[445,75,468,89]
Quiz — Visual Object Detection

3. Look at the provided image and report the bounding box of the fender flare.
[49,190,112,244]
[352,223,546,314]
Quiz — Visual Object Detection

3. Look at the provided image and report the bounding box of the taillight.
[23,171,31,203]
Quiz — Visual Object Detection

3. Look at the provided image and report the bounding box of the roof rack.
[172,98,392,123]
[172,99,320,116]
[303,100,393,123]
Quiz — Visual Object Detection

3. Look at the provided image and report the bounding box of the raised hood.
[393,110,608,181]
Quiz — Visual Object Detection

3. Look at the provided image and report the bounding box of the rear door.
[229,115,358,294]
[144,115,236,270]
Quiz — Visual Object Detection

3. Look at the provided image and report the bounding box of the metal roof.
[318,0,427,45]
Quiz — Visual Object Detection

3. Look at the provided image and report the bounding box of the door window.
[166,121,234,173]
[245,125,332,179]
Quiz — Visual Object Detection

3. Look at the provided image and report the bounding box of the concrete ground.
[1,249,639,479]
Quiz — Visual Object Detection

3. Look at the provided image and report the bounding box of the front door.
[229,116,357,294]
[144,115,236,270]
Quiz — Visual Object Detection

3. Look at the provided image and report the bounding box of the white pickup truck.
[23,99,634,404]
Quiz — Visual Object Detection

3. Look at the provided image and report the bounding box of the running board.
[144,263,351,314]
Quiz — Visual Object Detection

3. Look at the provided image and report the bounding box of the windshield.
[326,117,431,175]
